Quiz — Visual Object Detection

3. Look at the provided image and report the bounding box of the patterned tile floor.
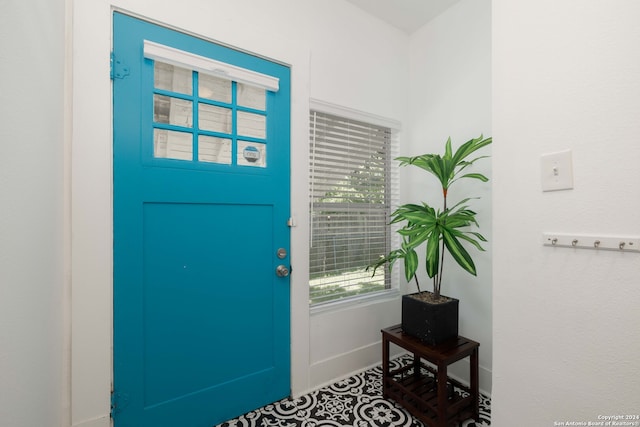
[217,355,491,427]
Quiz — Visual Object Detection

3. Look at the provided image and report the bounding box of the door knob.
[275,265,289,277]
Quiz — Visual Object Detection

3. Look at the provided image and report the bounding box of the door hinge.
[110,389,129,419]
[110,52,130,80]
[110,389,116,419]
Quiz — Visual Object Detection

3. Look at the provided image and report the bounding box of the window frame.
[308,99,400,309]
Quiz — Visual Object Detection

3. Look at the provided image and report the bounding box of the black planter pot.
[401,292,459,345]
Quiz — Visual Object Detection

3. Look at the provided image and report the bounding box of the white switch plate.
[541,149,573,191]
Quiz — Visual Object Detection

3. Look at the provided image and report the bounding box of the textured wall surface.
[0,1,66,426]
[492,1,640,424]
[407,0,493,393]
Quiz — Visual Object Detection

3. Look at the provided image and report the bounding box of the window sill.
[310,288,400,316]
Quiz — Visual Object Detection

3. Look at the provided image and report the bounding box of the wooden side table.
[381,325,480,427]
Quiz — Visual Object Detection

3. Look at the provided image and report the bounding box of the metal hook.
[619,241,626,250]
[594,240,600,248]
[571,239,578,247]
[551,238,558,245]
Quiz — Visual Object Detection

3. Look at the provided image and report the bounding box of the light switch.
[541,149,573,192]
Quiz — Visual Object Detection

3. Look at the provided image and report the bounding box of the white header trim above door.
[143,40,280,92]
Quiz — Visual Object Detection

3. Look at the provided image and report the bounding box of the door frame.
[71,4,311,426]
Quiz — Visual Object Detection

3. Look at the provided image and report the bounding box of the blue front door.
[113,13,291,426]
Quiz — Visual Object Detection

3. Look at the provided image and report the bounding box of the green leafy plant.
[368,135,492,300]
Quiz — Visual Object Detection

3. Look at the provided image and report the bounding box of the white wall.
[407,0,493,393]
[492,1,640,424]
[0,1,68,426]
[71,1,409,425]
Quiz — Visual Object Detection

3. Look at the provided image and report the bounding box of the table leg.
[470,347,479,421]
[412,352,420,378]
[437,362,448,426]
[382,335,389,399]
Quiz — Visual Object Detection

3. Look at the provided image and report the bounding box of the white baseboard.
[304,340,404,396]
[444,358,492,397]
[302,343,492,398]
[73,415,110,427]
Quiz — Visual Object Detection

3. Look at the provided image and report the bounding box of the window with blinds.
[309,109,396,305]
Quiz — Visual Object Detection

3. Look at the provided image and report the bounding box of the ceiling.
[344,0,462,34]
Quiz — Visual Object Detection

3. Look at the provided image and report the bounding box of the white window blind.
[309,108,398,306]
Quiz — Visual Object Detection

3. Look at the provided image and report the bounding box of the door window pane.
[152,61,271,168]
[199,74,232,103]
[154,62,192,95]
[154,129,193,161]
[237,111,266,139]
[237,83,265,110]
[154,95,193,128]
[199,104,232,133]
[198,135,232,164]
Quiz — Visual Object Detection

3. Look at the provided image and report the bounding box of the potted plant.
[368,135,492,345]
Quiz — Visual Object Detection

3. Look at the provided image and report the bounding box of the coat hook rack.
[542,233,640,253]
